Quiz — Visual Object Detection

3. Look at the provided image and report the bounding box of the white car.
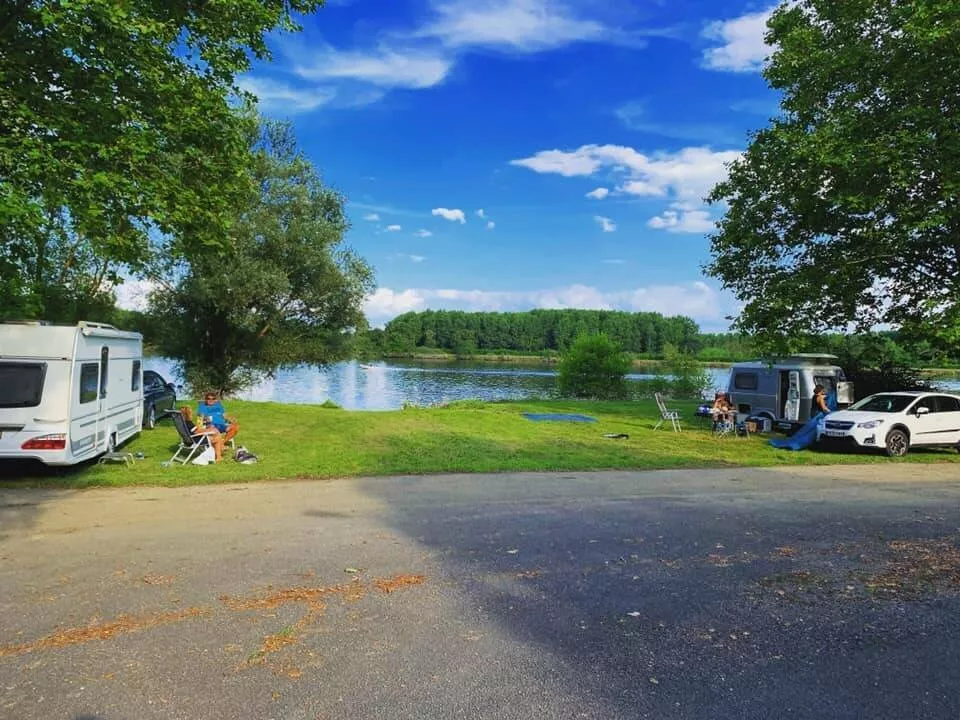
[816,391,960,457]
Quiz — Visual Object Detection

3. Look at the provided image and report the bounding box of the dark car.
[142,370,177,429]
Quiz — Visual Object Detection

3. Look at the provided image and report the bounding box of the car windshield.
[848,394,915,413]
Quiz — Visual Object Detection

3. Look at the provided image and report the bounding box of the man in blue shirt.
[197,392,239,445]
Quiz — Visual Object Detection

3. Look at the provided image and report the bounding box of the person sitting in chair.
[196,391,240,447]
[712,391,735,425]
[181,406,224,463]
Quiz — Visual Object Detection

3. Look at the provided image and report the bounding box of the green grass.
[3,399,959,488]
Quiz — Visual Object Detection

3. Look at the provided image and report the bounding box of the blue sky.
[235,0,782,331]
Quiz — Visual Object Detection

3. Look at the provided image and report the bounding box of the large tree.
[707,0,960,351]
[0,0,321,321]
[150,120,375,394]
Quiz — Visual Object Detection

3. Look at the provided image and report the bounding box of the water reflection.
[143,357,960,411]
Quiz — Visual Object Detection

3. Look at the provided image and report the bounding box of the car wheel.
[145,405,156,430]
[885,428,909,457]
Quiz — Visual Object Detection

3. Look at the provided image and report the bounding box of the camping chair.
[654,392,682,432]
[166,410,213,465]
[713,416,735,438]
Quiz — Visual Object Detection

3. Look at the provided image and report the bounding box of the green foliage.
[0,0,321,320]
[379,309,700,356]
[707,0,960,352]
[656,344,714,399]
[149,119,374,394]
[557,334,632,399]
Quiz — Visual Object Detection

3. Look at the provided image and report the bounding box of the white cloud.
[363,213,381,222]
[602,259,625,265]
[512,143,740,233]
[409,255,426,263]
[364,288,428,322]
[416,0,608,53]
[702,7,776,73]
[364,281,736,329]
[486,220,496,230]
[594,216,616,233]
[385,224,403,232]
[414,229,433,237]
[648,208,716,234]
[432,207,467,223]
[113,278,157,312]
[236,77,335,113]
[585,187,609,200]
[294,47,453,89]
[476,209,486,218]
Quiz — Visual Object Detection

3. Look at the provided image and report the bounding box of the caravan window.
[132,360,141,391]
[79,363,99,404]
[0,363,46,408]
[99,347,109,398]
[733,372,758,391]
[814,375,836,394]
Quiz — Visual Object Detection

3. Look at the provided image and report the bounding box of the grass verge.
[2,399,958,489]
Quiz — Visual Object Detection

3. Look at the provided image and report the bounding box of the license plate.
[825,430,846,437]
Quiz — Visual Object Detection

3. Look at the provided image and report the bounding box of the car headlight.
[857,419,884,429]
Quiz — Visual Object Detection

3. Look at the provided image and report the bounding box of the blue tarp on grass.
[523,413,597,423]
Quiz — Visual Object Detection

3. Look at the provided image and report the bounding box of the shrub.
[655,344,713,399]
[557,334,631,399]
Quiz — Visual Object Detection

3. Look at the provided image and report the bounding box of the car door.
[908,396,941,446]
[934,396,960,444]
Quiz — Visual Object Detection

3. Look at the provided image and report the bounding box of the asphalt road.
[2,465,960,720]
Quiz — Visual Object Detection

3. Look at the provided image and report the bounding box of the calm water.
[143,358,731,410]
[144,358,960,411]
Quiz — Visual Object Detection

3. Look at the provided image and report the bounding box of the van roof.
[734,354,840,368]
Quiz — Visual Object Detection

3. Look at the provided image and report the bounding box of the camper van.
[726,354,854,431]
[0,321,143,465]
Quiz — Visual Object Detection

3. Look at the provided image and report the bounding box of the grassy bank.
[3,399,958,489]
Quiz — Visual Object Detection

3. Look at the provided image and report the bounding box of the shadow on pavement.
[359,473,960,719]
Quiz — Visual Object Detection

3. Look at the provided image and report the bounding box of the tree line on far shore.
[360,309,960,369]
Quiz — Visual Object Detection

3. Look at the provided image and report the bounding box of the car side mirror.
[916,406,930,416]
[167,383,177,392]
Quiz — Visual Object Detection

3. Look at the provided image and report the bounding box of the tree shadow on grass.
[358,472,960,719]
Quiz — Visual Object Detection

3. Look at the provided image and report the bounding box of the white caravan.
[0,321,143,465]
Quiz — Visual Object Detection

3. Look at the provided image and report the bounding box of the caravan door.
[783,370,800,422]
[96,345,110,451]
[70,357,102,459]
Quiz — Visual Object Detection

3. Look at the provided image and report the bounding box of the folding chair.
[166,410,213,465]
[653,392,682,432]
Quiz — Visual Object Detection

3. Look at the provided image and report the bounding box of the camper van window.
[79,363,99,404]
[0,363,46,408]
[733,373,758,391]
[99,347,109,398]
[132,360,141,392]
[814,375,836,394]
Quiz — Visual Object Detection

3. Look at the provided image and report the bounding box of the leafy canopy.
[557,334,632,400]
[0,0,322,319]
[150,120,374,394]
[707,0,960,351]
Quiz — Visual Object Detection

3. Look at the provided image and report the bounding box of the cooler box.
[748,416,772,433]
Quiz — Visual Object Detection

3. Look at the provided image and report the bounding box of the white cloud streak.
[294,47,454,89]
[235,77,336,114]
[486,220,496,230]
[363,213,381,222]
[702,7,776,73]
[385,224,403,232]
[585,187,610,200]
[414,229,434,237]
[432,207,467,223]
[594,216,617,233]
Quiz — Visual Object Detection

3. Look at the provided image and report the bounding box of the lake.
[143,358,731,410]
[144,358,960,411]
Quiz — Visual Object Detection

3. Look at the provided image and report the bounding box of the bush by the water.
[654,344,714,399]
[558,334,631,399]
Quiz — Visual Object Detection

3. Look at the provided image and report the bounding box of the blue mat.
[768,392,837,451]
[523,413,597,423]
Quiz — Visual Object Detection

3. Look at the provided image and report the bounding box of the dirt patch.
[373,574,427,594]
[0,608,206,658]
[864,538,960,599]
[219,581,361,612]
